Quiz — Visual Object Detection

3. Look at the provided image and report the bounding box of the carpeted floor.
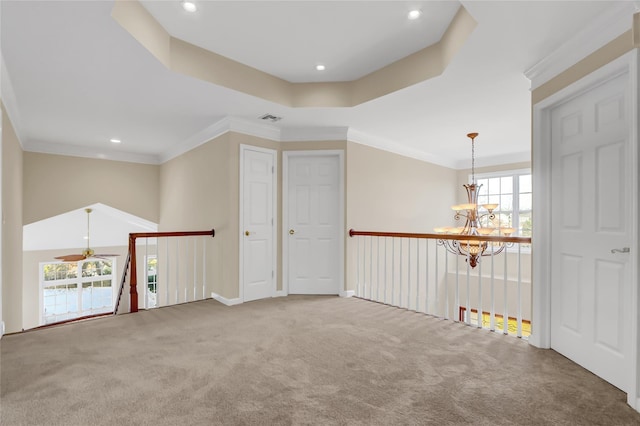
[1,295,640,425]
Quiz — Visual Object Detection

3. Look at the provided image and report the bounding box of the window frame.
[39,258,117,325]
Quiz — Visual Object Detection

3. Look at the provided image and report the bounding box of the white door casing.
[533,51,639,409]
[283,151,344,295]
[240,145,277,302]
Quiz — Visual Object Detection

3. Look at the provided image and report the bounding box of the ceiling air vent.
[259,113,282,123]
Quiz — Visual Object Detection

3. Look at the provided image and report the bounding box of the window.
[474,169,532,240]
[41,259,115,324]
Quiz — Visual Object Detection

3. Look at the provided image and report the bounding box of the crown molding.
[347,128,458,169]
[158,116,281,164]
[23,139,160,165]
[158,117,231,164]
[524,1,640,90]
[227,116,281,142]
[454,150,531,170]
[280,126,348,142]
[18,114,526,170]
[1,55,26,149]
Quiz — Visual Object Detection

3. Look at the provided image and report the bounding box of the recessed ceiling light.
[316,64,326,71]
[109,138,121,144]
[408,9,422,20]
[182,1,197,13]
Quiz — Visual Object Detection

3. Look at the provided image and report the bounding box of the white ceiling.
[23,203,157,251]
[1,1,635,169]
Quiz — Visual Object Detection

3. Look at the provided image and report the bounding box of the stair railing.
[116,229,215,314]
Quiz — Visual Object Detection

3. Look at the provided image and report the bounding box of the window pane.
[488,178,501,194]
[67,264,78,279]
[500,194,513,211]
[519,193,532,211]
[495,213,512,227]
[520,174,532,193]
[44,265,56,281]
[501,176,513,194]
[519,212,532,237]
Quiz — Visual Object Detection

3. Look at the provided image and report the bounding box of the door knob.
[289,229,295,235]
[611,247,630,254]
[245,231,250,236]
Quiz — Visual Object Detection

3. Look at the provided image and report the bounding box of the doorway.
[240,145,277,302]
[283,151,344,295]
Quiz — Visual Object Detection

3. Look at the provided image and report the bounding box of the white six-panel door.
[550,71,631,391]
[240,146,276,302]
[284,152,343,295]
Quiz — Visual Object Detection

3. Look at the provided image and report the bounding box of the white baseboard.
[273,290,287,298]
[211,292,243,306]
[339,290,355,298]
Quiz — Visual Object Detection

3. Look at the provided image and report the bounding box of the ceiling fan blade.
[93,254,120,259]
[54,254,87,262]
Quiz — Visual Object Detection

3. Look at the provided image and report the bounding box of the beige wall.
[345,141,458,292]
[23,152,160,225]
[2,105,24,333]
[346,141,457,233]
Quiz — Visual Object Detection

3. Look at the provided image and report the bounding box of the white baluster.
[399,239,403,308]
[384,237,388,304]
[490,244,496,331]
[202,238,206,300]
[517,244,522,338]
[416,239,420,312]
[425,239,429,315]
[408,238,411,310]
[503,249,508,335]
[477,254,482,329]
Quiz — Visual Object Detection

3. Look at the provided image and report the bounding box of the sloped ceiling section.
[111,0,476,108]
[23,203,157,251]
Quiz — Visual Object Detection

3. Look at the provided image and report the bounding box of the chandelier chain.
[471,135,476,183]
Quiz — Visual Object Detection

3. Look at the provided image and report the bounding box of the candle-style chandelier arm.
[434,132,518,268]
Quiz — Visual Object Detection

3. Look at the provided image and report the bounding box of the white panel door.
[242,147,275,302]
[287,154,341,294]
[550,72,631,390]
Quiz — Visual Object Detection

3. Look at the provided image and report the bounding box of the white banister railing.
[350,230,532,338]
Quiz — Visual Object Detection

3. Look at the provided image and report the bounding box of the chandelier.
[435,133,515,268]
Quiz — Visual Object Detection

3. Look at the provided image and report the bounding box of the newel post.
[129,234,138,313]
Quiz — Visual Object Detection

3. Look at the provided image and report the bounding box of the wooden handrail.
[348,229,531,244]
[129,230,215,239]
[128,229,215,313]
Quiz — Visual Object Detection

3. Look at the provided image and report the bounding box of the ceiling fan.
[54,208,120,262]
